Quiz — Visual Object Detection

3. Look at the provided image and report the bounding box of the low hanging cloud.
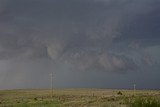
[59,51,137,73]
[0,0,159,69]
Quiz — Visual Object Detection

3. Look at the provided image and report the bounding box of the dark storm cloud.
[0,0,160,89]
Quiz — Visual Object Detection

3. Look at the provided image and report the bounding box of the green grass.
[0,89,159,107]
[126,96,160,107]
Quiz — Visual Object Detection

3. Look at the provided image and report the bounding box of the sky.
[0,0,160,90]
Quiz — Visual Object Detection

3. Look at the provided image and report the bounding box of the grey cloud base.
[0,0,160,89]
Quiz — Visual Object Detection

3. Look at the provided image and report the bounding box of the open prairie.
[0,89,160,107]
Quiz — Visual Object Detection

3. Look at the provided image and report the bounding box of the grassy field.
[0,89,160,107]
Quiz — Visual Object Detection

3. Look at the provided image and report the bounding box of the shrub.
[117,91,123,95]
[34,97,38,101]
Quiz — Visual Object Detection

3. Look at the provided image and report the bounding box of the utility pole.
[50,72,53,100]
[133,84,136,96]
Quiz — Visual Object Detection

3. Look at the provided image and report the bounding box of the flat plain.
[0,89,160,107]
